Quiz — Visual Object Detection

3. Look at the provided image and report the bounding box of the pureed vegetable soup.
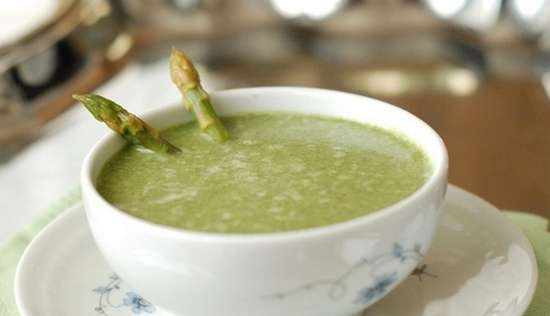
[97,113,431,234]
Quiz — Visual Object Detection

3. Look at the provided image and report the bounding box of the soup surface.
[97,113,430,233]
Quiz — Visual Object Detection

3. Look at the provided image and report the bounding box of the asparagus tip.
[169,47,199,88]
[75,93,182,154]
[72,94,86,102]
[73,94,105,121]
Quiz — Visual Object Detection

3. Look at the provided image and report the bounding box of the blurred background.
[1,0,550,233]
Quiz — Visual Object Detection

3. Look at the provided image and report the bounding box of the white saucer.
[15,185,538,316]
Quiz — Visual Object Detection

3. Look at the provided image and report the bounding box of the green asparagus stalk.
[73,94,181,154]
[169,47,229,142]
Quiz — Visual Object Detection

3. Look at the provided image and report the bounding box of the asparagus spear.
[169,47,229,142]
[73,94,181,154]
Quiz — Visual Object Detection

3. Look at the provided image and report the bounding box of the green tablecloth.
[505,211,550,316]
[0,191,548,316]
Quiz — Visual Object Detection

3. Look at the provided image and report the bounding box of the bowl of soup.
[81,87,448,316]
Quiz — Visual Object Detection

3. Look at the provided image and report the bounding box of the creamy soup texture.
[97,113,430,233]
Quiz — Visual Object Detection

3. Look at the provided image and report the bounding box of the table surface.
[1,57,549,243]
[385,77,550,219]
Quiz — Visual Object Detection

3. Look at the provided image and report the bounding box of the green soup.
[97,113,430,234]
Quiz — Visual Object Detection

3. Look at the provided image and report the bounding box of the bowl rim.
[81,86,448,243]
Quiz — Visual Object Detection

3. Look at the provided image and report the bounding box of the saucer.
[15,185,538,316]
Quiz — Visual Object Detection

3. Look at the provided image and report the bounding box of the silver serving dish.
[0,0,132,149]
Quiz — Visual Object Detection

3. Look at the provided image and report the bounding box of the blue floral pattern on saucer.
[123,292,156,314]
[93,274,156,315]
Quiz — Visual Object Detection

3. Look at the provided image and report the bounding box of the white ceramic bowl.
[81,87,448,316]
